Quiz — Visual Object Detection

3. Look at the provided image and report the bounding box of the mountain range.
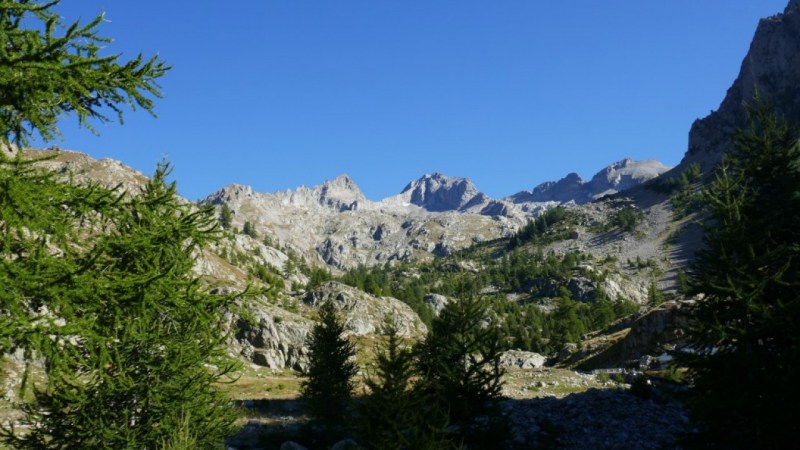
[203,158,670,269]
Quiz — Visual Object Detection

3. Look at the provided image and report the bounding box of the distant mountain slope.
[509,159,671,204]
[204,158,668,270]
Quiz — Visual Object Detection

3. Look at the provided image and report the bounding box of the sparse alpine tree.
[684,100,800,448]
[242,220,257,238]
[301,300,357,427]
[219,203,234,230]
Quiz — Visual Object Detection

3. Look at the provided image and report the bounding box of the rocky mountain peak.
[314,173,367,212]
[561,172,584,183]
[398,172,481,212]
[324,173,358,190]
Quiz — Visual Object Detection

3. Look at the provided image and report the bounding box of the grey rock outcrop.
[232,302,313,371]
[679,0,800,174]
[205,178,521,271]
[303,281,427,337]
[423,293,450,316]
[567,277,597,303]
[513,172,586,204]
[584,158,672,199]
[615,300,692,362]
[26,148,149,193]
[387,172,516,217]
[499,350,547,369]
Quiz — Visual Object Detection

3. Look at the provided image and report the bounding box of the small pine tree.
[358,315,451,450]
[675,268,690,295]
[242,220,257,238]
[416,296,507,446]
[301,301,357,427]
[219,203,233,230]
[360,316,416,448]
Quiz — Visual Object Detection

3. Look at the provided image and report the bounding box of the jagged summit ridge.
[509,158,671,204]
[209,174,369,213]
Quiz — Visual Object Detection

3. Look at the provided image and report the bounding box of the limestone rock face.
[616,300,692,362]
[584,159,672,199]
[231,302,313,371]
[679,0,800,174]
[513,172,586,204]
[203,158,671,272]
[26,148,149,193]
[303,281,427,337]
[499,350,547,369]
[292,174,367,212]
[602,273,649,305]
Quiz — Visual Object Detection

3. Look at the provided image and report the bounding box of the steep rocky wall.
[680,1,800,174]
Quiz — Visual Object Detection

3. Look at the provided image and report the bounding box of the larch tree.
[358,315,450,450]
[1,1,240,448]
[0,0,168,146]
[1,162,240,449]
[301,300,358,428]
[684,100,800,449]
[415,296,507,447]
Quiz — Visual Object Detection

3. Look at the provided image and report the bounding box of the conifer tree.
[1,162,239,449]
[0,0,168,146]
[359,315,450,450]
[242,220,257,238]
[0,2,238,447]
[684,100,800,448]
[219,203,234,230]
[416,296,506,446]
[301,301,357,427]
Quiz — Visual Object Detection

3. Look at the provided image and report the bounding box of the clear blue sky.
[38,1,788,201]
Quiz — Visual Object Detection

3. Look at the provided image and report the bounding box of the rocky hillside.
[205,181,519,270]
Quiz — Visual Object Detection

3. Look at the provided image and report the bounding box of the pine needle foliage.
[358,315,451,450]
[415,296,506,446]
[0,0,169,146]
[684,100,800,448]
[301,300,357,427]
[0,158,239,449]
